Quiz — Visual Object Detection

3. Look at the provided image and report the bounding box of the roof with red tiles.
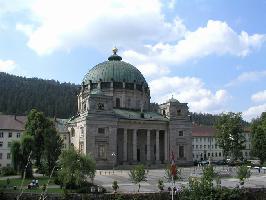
[192,126,216,137]
[0,115,27,131]
[192,125,251,137]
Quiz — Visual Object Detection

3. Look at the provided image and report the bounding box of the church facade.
[68,48,193,168]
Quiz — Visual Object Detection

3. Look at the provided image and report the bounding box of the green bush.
[1,166,17,176]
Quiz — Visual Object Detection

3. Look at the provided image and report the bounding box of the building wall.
[0,130,23,167]
[192,132,252,161]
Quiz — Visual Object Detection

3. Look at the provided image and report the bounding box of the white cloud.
[243,103,266,122]
[15,0,187,55]
[251,90,266,103]
[0,60,16,72]
[123,20,266,68]
[149,76,230,113]
[168,0,176,9]
[226,70,266,87]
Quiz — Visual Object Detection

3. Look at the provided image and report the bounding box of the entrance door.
[137,149,140,162]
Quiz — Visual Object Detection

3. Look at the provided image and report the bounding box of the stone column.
[156,130,160,163]
[123,129,127,163]
[146,130,151,163]
[133,129,137,162]
[164,131,168,163]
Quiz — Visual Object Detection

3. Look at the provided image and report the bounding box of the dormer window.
[177,109,181,116]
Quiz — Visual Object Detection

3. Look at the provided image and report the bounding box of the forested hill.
[0,72,79,118]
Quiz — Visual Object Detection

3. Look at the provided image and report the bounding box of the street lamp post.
[111,152,116,174]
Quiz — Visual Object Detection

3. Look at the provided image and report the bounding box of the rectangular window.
[177,109,181,116]
[71,128,75,137]
[179,131,183,136]
[208,145,210,149]
[64,136,67,140]
[7,153,10,159]
[192,145,194,149]
[0,132,3,138]
[98,128,105,134]
[196,145,198,149]
[219,152,221,157]
[200,145,202,149]
[17,133,20,138]
[208,153,210,157]
[8,132,12,138]
[80,127,84,138]
[204,145,206,149]
[145,145,147,154]
[0,153,2,159]
[8,142,11,148]
[179,146,184,158]
[98,144,106,159]
[79,142,84,152]
[116,98,121,108]
[0,141,3,147]
[215,152,217,157]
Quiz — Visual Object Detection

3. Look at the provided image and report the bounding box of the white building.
[54,118,70,150]
[192,125,252,161]
[0,115,26,167]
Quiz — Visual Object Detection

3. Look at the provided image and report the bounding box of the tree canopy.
[251,112,266,164]
[58,147,96,189]
[11,109,63,177]
[129,164,147,192]
[215,112,246,160]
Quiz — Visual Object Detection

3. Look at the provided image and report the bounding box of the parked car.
[227,160,243,166]
[215,160,226,165]
[198,160,209,166]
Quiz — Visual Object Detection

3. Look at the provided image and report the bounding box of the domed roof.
[83,48,148,86]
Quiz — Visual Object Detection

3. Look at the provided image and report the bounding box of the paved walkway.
[93,167,266,193]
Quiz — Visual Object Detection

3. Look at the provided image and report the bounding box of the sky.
[0,0,266,121]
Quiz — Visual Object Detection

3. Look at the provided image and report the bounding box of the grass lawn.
[0,176,58,190]
[0,176,64,194]
[1,187,64,194]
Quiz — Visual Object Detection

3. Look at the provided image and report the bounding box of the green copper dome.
[83,49,148,86]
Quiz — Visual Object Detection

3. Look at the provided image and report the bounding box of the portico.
[117,127,168,165]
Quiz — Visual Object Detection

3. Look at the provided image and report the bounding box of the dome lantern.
[108,47,122,61]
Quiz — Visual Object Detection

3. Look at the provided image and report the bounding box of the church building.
[68,48,193,168]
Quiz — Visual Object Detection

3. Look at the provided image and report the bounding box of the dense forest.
[0,72,78,118]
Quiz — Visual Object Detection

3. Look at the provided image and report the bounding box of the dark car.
[215,160,226,165]
[227,160,243,166]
